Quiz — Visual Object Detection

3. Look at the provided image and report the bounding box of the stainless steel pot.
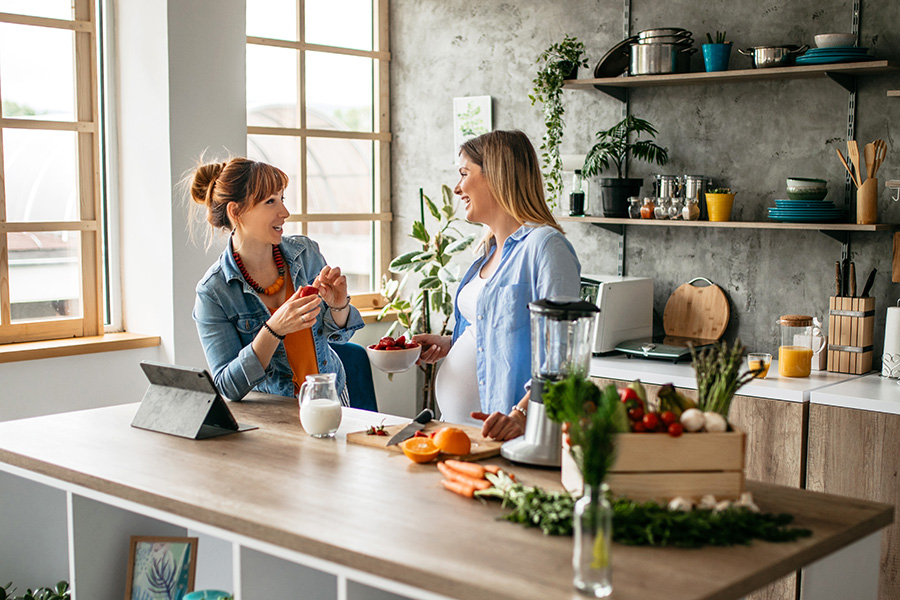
[635,34,693,45]
[637,27,688,39]
[630,43,697,75]
[738,45,809,68]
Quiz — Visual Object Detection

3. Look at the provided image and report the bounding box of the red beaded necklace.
[233,245,285,295]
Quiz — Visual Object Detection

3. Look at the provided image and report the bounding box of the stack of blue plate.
[795,47,874,65]
[768,199,846,222]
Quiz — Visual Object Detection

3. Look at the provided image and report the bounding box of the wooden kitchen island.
[0,393,892,600]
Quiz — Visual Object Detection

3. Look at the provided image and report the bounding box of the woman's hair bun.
[190,162,225,205]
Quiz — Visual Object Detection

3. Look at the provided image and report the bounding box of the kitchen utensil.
[385,408,434,446]
[655,174,681,198]
[836,149,860,187]
[857,177,878,224]
[365,344,421,373]
[594,36,637,78]
[630,43,696,75]
[738,45,808,68]
[861,268,876,297]
[848,140,862,183]
[299,373,342,438]
[501,297,599,467]
[835,261,842,296]
[347,418,502,460]
[636,27,689,39]
[814,33,857,48]
[872,139,887,178]
[682,175,710,219]
[635,33,693,45]
[841,258,850,296]
[849,262,857,297]
[865,143,875,179]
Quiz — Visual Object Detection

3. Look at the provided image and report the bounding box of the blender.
[501,297,600,467]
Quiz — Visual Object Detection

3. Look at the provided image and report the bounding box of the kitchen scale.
[615,277,729,362]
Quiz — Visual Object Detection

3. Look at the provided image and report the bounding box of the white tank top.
[434,274,487,426]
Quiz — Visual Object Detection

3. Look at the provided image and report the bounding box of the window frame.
[246,0,391,306]
[0,2,104,344]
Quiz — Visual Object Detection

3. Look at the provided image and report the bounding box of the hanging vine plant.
[530,34,588,208]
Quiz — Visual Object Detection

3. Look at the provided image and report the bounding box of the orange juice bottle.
[777,315,815,378]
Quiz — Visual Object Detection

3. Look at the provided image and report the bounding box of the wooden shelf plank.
[558,215,898,232]
[564,60,899,91]
[888,90,900,97]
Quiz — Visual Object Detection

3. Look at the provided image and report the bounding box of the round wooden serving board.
[663,277,730,341]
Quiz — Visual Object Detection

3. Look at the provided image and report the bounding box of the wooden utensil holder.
[827,296,875,374]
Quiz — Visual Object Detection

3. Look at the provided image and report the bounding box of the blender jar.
[777,314,822,377]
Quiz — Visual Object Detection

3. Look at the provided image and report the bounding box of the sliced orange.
[432,427,471,456]
[400,437,440,463]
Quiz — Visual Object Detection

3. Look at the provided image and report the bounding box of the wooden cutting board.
[662,277,730,341]
[346,420,503,461]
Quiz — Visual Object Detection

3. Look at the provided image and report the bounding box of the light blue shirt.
[193,235,364,401]
[451,224,581,414]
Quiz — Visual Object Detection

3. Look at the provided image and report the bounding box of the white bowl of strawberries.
[365,335,421,373]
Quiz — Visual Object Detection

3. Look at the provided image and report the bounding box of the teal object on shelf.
[702,43,732,72]
[184,591,232,600]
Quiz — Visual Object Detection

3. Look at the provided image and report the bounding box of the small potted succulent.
[705,187,736,222]
[702,31,733,72]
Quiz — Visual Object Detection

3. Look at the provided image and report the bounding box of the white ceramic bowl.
[786,177,827,189]
[365,344,421,373]
[814,34,856,48]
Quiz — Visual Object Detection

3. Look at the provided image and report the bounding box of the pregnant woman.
[414,130,581,441]
[190,157,363,402]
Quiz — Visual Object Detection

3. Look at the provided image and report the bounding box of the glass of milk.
[298,373,342,438]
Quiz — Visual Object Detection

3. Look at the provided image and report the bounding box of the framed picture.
[452,95,492,160]
[125,536,198,600]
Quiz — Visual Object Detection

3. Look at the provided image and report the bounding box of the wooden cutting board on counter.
[662,277,730,341]
[346,420,502,461]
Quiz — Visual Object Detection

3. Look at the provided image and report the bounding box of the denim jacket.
[451,224,581,414]
[193,235,364,401]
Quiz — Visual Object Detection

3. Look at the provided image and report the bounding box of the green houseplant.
[582,115,669,218]
[530,34,589,208]
[378,185,475,410]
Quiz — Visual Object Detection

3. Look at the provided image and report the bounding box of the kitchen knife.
[849,262,857,297]
[386,408,434,446]
[861,268,877,298]
[835,261,842,297]
[841,258,850,297]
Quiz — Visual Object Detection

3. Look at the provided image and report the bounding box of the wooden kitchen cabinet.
[807,403,900,600]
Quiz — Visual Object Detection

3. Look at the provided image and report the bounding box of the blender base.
[500,402,561,467]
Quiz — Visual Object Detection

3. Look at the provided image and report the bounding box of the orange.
[400,437,440,463]
[432,427,471,456]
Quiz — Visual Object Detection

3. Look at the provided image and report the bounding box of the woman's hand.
[268,288,321,335]
[314,265,348,308]
[471,410,526,441]
[413,334,452,363]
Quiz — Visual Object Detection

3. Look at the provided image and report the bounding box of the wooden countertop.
[0,394,892,600]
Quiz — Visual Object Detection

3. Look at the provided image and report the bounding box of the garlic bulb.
[703,411,728,432]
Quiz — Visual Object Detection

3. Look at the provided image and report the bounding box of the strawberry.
[300,285,319,297]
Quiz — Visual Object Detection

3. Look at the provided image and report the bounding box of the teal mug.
[702,43,732,72]
[184,591,232,600]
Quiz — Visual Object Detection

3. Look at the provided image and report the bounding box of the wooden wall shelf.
[888,90,900,97]
[564,61,899,101]
[558,215,897,232]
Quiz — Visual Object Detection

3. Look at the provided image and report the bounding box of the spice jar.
[776,314,825,378]
[640,197,656,219]
[654,197,670,220]
[682,199,700,221]
[628,196,643,219]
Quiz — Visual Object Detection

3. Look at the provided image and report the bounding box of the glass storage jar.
[776,314,824,378]
[628,196,643,219]
[654,197,671,220]
[682,199,700,221]
[640,197,656,219]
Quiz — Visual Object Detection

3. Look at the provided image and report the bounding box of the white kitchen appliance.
[580,274,654,353]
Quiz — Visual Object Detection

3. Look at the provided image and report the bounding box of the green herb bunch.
[1,582,70,600]
[477,471,575,536]
[708,187,733,194]
[691,339,757,417]
[543,375,628,487]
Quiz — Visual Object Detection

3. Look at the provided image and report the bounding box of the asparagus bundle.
[690,339,757,418]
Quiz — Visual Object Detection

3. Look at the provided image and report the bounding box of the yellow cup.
[705,193,735,222]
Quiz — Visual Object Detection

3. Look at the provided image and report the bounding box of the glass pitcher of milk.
[298,373,342,438]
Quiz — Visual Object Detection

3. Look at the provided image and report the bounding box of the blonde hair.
[186,157,289,248]
[459,130,562,253]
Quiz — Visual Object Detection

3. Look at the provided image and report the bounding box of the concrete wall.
[391,0,900,357]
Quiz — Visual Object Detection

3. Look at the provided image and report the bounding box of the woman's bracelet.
[262,321,285,341]
[511,404,528,419]
[329,295,352,311]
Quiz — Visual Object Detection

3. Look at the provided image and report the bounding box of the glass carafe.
[298,373,342,438]
[777,315,824,378]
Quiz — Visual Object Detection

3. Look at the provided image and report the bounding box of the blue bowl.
[184,591,232,600]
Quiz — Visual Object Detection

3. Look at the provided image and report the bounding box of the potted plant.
[702,31,732,72]
[582,116,669,218]
[530,34,589,209]
[705,187,736,222]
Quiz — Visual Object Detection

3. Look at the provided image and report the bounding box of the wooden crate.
[561,430,746,502]
[827,296,875,374]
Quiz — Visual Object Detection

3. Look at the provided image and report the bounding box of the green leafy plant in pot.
[582,116,669,218]
[530,34,589,209]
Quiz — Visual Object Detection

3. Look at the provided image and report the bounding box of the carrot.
[444,459,486,479]
[437,461,491,490]
[483,464,501,475]
[441,478,475,498]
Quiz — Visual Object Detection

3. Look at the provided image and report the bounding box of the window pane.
[248,134,302,212]
[246,0,298,41]
[305,0,372,51]
[0,23,76,121]
[306,51,372,132]
[285,221,373,293]
[9,231,82,322]
[247,44,299,129]
[307,137,372,214]
[3,128,80,221]
[0,0,71,20]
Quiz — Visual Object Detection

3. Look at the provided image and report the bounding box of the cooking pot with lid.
[630,43,696,75]
[636,27,688,39]
[738,45,809,68]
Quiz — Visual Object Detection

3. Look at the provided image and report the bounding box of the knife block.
[827,296,875,374]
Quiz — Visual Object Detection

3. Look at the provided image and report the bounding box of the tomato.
[667,422,684,437]
[394,335,406,346]
[300,285,319,297]
[631,421,647,433]
[627,407,644,422]
[660,411,677,427]
[619,387,640,403]
[642,412,659,431]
